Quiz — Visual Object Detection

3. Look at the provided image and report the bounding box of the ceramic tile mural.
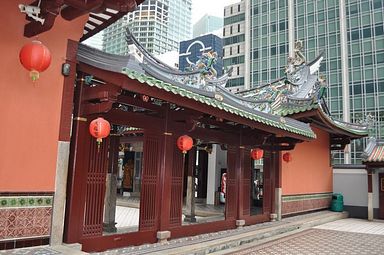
[282,193,332,215]
[0,196,53,240]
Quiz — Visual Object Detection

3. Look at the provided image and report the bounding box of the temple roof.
[236,41,368,140]
[362,138,384,164]
[77,43,316,140]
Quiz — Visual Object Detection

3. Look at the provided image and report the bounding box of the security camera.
[19,4,45,25]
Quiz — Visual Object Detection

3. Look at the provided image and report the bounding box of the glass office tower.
[224,0,384,163]
[103,0,192,55]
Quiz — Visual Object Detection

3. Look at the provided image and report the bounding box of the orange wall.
[0,1,88,191]
[282,127,333,195]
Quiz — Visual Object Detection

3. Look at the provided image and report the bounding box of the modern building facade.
[193,14,223,37]
[103,0,192,55]
[179,33,223,76]
[224,0,384,163]
[222,0,246,92]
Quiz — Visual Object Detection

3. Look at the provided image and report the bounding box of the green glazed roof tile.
[122,69,316,139]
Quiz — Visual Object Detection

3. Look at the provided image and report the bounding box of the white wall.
[206,145,227,204]
[333,167,381,208]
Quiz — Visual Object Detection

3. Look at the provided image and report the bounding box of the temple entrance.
[380,173,384,219]
[182,145,225,225]
[63,42,311,252]
[103,137,143,234]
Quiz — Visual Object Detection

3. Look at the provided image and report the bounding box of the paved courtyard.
[233,219,384,255]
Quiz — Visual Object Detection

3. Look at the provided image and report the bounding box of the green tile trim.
[0,196,53,208]
[282,192,332,202]
[122,69,316,139]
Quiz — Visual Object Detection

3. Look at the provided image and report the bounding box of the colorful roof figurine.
[362,137,384,164]
[236,40,368,149]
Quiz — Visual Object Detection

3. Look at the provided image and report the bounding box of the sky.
[192,0,241,25]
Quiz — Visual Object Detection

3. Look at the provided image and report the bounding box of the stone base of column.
[275,187,282,221]
[184,215,197,222]
[270,213,277,222]
[368,192,373,221]
[50,141,70,246]
[236,220,245,228]
[103,222,117,233]
[157,231,171,243]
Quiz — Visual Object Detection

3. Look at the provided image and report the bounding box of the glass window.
[363,41,372,51]
[308,38,316,48]
[375,11,383,22]
[378,68,384,78]
[328,9,336,19]
[376,39,384,50]
[308,14,314,24]
[329,22,337,32]
[374,0,382,9]
[375,25,384,36]
[318,24,326,34]
[366,97,375,109]
[271,35,277,43]
[349,4,358,15]
[354,97,362,109]
[366,82,374,93]
[350,17,359,28]
[298,29,305,38]
[365,55,373,65]
[363,27,371,38]
[362,15,371,26]
[308,27,316,37]
[353,70,362,80]
[351,30,360,40]
[329,34,337,44]
[353,84,362,94]
[361,2,371,12]
[352,57,360,67]
[365,69,374,79]
[318,13,325,22]
[377,53,384,64]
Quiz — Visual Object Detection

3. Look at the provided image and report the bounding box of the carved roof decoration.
[362,137,384,163]
[236,40,368,139]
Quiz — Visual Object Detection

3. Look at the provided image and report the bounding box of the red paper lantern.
[89,117,111,146]
[19,41,51,81]
[250,148,264,160]
[177,135,193,154]
[283,152,292,163]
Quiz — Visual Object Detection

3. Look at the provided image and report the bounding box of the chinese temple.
[0,0,370,252]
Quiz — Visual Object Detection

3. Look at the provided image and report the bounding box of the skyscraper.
[193,14,223,37]
[222,0,246,92]
[179,33,223,76]
[224,0,384,163]
[103,0,192,55]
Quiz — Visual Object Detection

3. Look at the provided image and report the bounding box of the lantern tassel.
[30,70,39,82]
[97,138,102,152]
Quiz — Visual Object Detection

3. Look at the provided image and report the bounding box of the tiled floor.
[233,228,384,255]
[314,218,384,235]
[0,247,60,255]
[115,206,139,228]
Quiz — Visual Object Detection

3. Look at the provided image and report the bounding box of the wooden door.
[379,173,384,219]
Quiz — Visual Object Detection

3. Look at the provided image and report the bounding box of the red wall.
[0,1,87,191]
[282,127,333,195]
